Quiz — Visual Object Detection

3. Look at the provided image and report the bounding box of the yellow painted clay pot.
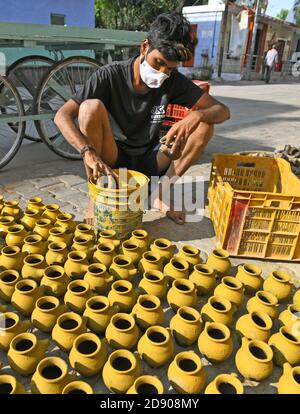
[170,306,202,347]
[98,229,121,248]
[41,265,69,297]
[102,349,141,394]
[1,201,22,221]
[84,263,113,294]
[150,237,176,265]
[31,357,70,394]
[48,226,73,247]
[0,269,20,301]
[108,280,137,312]
[163,257,190,282]
[128,229,150,253]
[127,375,164,394]
[52,312,87,352]
[71,234,94,260]
[20,208,40,231]
[11,279,45,316]
[263,270,292,302]
[213,276,244,311]
[75,223,95,242]
[236,311,273,342]
[31,296,66,333]
[294,289,300,306]
[27,197,45,215]
[235,337,273,381]
[246,290,279,319]
[64,251,89,280]
[64,280,93,314]
[236,264,263,295]
[206,248,231,277]
[189,263,216,296]
[33,218,52,241]
[278,363,300,394]
[269,326,300,367]
[69,333,107,377]
[21,254,47,282]
[93,242,116,268]
[84,295,119,334]
[137,326,174,368]
[204,374,244,394]
[279,304,300,328]
[22,234,47,256]
[167,351,206,394]
[8,332,49,376]
[42,204,61,224]
[175,244,202,272]
[106,312,140,350]
[138,270,167,299]
[55,212,76,233]
[167,278,197,312]
[45,241,68,266]
[197,322,233,363]
[0,312,31,351]
[0,245,24,272]
[0,216,15,238]
[5,224,28,247]
[138,251,164,274]
[62,380,94,394]
[121,240,143,265]
[201,295,234,326]
[131,294,164,330]
[109,254,137,281]
[0,374,25,394]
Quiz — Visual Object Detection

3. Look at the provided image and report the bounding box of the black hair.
[147,12,197,62]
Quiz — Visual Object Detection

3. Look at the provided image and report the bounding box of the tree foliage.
[276,9,289,21]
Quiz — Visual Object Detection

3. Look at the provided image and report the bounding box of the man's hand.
[84,151,117,180]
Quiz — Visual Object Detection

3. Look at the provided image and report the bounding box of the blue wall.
[0,0,95,27]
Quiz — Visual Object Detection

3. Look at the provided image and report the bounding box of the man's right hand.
[84,151,118,180]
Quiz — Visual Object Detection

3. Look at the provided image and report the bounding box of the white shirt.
[265,49,279,67]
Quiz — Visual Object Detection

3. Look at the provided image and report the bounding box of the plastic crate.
[208,154,300,261]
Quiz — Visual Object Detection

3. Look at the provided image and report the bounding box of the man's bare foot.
[84,199,94,226]
[152,197,186,225]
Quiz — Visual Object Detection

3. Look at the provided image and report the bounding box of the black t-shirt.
[71,56,204,156]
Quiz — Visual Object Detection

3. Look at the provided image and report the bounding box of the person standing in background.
[264,44,279,84]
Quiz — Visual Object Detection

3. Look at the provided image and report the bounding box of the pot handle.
[283,362,292,376]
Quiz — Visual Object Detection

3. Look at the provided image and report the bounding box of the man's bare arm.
[193,93,231,125]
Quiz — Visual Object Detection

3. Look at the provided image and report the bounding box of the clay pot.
[93,242,116,268]
[102,349,141,394]
[22,234,47,256]
[0,269,20,301]
[41,265,69,297]
[11,279,45,316]
[263,270,292,302]
[83,295,119,334]
[175,244,202,272]
[201,295,234,326]
[121,240,143,265]
[189,263,216,296]
[0,245,24,272]
[0,374,25,394]
[235,337,273,381]
[5,224,28,247]
[137,326,174,368]
[150,238,176,265]
[45,242,68,266]
[278,363,300,394]
[64,280,93,315]
[1,201,22,221]
[168,351,206,394]
[163,257,190,282]
[98,229,121,248]
[69,333,107,377]
[84,263,113,294]
[236,311,273,342]
[52,312,87,352]
[72,234,94,260]
[128,229,150,252]
[131,294,164,330]
[0,312,31,351]
[109,255,137,281]
[31,295,66,333]
[206,248,231,277]
[27,197,45,215]
[0,216,15,238]
[106,312,140,350]
[197,322,233,363]
[20,208,40,231]
[8,332,49,376]
[62,380,94,394]
[48,227,73,247]
[167,278,197,312]
[246,290,279,319]
[170,306,202,347]
[213,276,244,311]
[138,251,164,274]
[294,290,300,306]
[33,218,52,241]
[279,304,300,328]
[55,212,76,233]
[108,280,137,312]
[204,374,244,394]
[236,264,263,295]
[42,204,61,224]
[21,254,47,282]
[75,223,95,241]
[127,375,164,394]
[269,326,300,367]
[31,357,70,394]
[64,251,89,280]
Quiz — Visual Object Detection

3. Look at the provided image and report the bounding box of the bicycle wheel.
[0,76,25,169]
[33,56,102,159]
[6,55,55,142]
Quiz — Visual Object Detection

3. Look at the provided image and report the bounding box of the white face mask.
[140,53,170,88]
